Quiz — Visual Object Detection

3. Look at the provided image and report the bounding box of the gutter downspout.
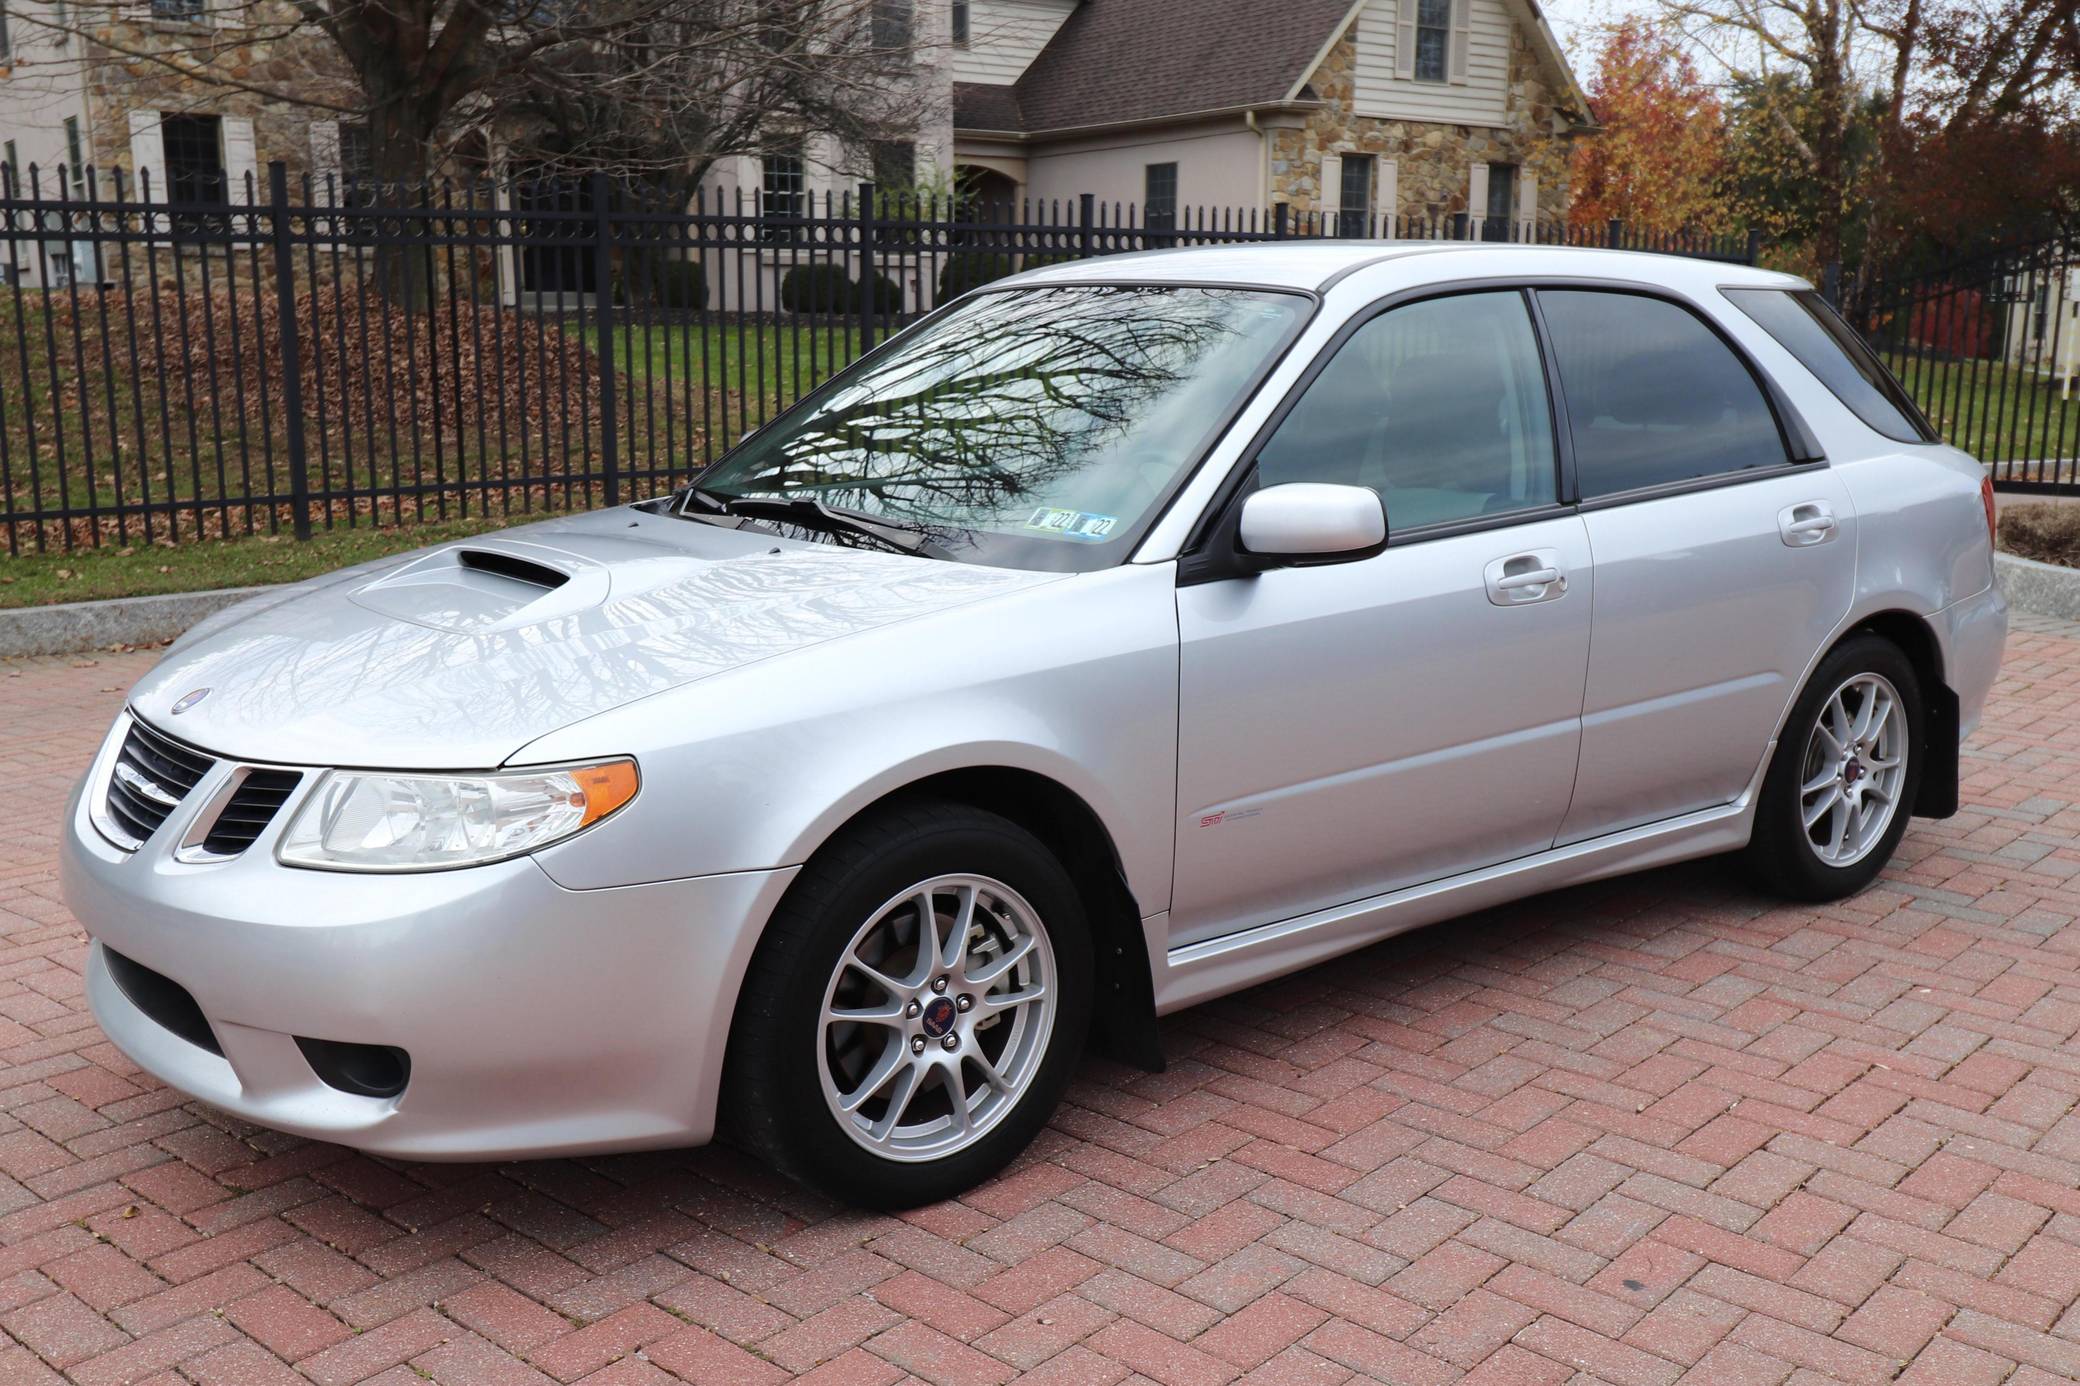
[1246,110,1270,225]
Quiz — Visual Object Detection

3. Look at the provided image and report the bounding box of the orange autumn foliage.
[1569,20,1729,236]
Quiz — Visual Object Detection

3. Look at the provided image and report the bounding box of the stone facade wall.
[1268,26,1575,228]
[78,13,352,192]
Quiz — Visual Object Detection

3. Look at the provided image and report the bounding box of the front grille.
[102,719,214,850]
[199,769,302,857]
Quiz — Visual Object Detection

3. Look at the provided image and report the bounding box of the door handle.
[1485,550,1567,605]
[1778,501,1838,546]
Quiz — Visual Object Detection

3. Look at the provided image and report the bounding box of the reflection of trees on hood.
[716,288,1270,522]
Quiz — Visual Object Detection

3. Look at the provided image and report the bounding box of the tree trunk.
[366,90,440,309]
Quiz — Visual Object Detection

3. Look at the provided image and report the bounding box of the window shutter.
[1467,163,1488,234]
[1395,0,1417,79]
[221,116,257,203]
[1517,168,1537,238]
[127,110,165,201]
[309,119,341,191]
[1448,0,1470,83]
[1318,152,1341,228]
[1380,160,1399,236]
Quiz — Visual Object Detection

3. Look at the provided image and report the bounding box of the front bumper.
[61,725,796,1160]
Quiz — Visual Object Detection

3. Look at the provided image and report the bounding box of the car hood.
[129,508,1061,767]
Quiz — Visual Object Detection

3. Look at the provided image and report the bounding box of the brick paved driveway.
[4,615,2080,1386]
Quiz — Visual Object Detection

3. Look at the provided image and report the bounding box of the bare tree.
[15,0,937,190]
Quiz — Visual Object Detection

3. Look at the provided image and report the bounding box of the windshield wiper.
[719,495,943,557]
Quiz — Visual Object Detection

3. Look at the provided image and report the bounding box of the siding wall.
[951,0,1080,85]
[1025,128,1264,213]
[1350,0,1512,126]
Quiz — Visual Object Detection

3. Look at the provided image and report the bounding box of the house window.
[761,148,805,239]
[1144,162,1178,235]
[163,115,225,202]
[872,140,913,191]
[338,122,373,185]
[2,140,16,191]
[151,0,207,21]
[1415,0,1450,82]
[1339,155,1375,237]
[952,0,970,46]
[0,0,12,61]
[64,117,85,183]
[872,0,911,48]
[1482,163,1515,241]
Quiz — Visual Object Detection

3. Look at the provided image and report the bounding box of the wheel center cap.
[1844,758,1865,786]
[919,996,958,1039]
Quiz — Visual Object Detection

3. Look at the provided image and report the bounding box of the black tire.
[723,799,1092,1208]
[1747,633,1925,901]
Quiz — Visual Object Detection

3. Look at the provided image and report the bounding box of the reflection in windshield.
[694,286,1307,570]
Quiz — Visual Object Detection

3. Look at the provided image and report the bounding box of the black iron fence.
[1,161,1769,554]
[1837,239,2079,493]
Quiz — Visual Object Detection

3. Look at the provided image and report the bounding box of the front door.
[1171,289,1593,946]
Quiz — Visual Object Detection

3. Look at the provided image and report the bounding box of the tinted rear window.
[1538,290,1788,498]
[1724,287,1936,444]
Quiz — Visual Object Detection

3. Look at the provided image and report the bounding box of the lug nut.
[955,994,974,1013]
[931,977,949,994]
[910,1035,926,1054]
[905,999,922,1018]
[941,1034,960,1051]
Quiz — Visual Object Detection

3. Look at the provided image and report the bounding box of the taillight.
[1980,475,1997,546]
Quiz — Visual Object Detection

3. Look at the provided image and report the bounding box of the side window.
[1722,287,1935,444]
[1256,291,1557,531]
[1539,290,1788,498]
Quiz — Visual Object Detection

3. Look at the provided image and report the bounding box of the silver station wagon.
[63,244,2007,1206]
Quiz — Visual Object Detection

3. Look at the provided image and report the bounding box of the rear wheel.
[725,801,1091,1207]
[1747,634,1924,900]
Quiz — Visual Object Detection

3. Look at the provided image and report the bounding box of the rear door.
[1536,288,1856,843]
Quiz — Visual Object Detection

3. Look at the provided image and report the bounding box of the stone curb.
[0,586,273,660]
[1997,552,2080,622]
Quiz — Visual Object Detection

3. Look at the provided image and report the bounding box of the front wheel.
[1747,634,1925,901]
[725,802,1091,1207]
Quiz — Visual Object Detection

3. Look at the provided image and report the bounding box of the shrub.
[780,263,855,313]
[870,273,905,315]
[938,251,1016,301]
[1999,501,2080,569]
[613,259,706,311]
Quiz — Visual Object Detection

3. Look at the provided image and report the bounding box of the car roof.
[1004,241,1811,295]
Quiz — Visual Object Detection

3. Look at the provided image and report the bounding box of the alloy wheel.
[1798,671,1909,869]
[816,874,1056,1162]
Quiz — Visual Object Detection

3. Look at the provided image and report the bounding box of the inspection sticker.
[1024,508,1119,541]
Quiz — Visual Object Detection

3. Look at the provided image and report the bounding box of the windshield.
[687,284,1311,570]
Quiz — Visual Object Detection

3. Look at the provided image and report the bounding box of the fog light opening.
[295,1036,411,1099]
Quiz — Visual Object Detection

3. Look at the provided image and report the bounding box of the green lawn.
[1884,355,2080,468]
[0,514,523,610]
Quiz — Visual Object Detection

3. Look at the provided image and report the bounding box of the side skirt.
[1154,796,1757,1016]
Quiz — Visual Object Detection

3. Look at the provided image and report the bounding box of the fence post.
[1273,202,1289,240]
[1821,260,1842,306]
[1078,193,1096,261]
[591,171,620,508]
[267,162,313,541]
[857,181,879,354]
[1606,218,1623,250]
[1746,227,1763,266]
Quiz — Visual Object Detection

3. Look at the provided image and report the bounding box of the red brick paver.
[3,612,2079,1383]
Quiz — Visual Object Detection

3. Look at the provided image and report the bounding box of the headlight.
[276,760,639,872]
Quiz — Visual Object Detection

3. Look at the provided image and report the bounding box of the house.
[945,0,1595,236]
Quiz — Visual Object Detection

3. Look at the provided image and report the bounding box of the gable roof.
[957,0,1355,135]
[952,0,1591,138]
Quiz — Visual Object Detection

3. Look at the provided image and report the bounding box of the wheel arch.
[768,765,1165,1073]
[1835,609,1959,818]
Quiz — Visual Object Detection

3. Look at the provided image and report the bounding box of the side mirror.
[1237,483,1385,561]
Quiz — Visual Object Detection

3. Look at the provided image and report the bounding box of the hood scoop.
[349,540,612,634]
